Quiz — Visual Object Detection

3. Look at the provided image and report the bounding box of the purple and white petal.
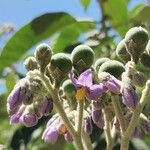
[87,84,107,100]
[122,88,138,109]
[69,72,83,88]
[10,113,21,124]
[78,69,93,87]
[20,113,38,127]
[42,126,59,144]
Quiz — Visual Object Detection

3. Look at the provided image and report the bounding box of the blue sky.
[0,0,144,27]
[0,0,145,93]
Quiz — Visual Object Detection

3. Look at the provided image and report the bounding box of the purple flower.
[42,126,59,144]
[83,117,93,134]
[64,132,73,143]
[70,69,107,101]
[20,112,38,127]
[102,74,121,94]
[122,87,138,109]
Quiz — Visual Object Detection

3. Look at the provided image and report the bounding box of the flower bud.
[140,53,150,68]
[49,53,72,81]
[71,45,94,73]
[132,71,146,87]
[20,105,38,127]
[94,57,110,72]
[24,56,38,71]
[62,79,76,95]
[122,87,138,109]
[92,109,104,128]
[40,96,53,116]
[98,60,125,78]
[116,39,131,62]
[34,43,52,72]
[124,27,149,63]
[10,113,21,124]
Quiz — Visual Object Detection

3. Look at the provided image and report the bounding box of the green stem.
[103,108,113,150]
[77,101,84,133]
[111,95,126,134]
[120,79,150,150]
[40,73,83,150]
[82,130,93,150]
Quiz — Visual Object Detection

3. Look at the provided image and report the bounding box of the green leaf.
[104,0,129,36]
[130,5,150,23]
[53,20,95,51]
[6,73,17,92]
[0,12,77,69]
[80,0,91,10]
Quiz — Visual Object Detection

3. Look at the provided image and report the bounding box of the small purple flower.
[122,87,138,109]
[64,132,73,143]
[20,112,38,127]
[70,69,107,101]
[83,117,93,134]
[42,126,59,144]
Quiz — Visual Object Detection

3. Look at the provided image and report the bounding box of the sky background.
[0,0,146,93]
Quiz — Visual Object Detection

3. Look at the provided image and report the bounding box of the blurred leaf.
[104,0,129,36]
[80,0,91,10]
[131,138,150,150]
[6,73,17,92]
[130,5,150,23]
[53,20,95,51]
[0,12,79,69]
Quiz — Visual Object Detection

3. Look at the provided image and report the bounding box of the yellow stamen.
[59,124,68,134]
[76,87,87,101]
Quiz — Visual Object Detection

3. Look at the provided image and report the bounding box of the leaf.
[104,0,129,36]
[80,0,91,10]
[6,73,17,92]
[130,5,150,23]
[53,20,95,51]
[0,12,77,69]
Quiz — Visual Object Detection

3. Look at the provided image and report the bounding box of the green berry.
[99,60,125,78]
[140,53,150,68]
[71,45,94,73]
[116,40,131,62]
[49,53,72,80]
[94,57,110,72]
[124,27,149,63]
[34,43,53,72]
[24,56,38,71]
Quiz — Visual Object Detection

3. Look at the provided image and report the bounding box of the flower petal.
[78,69,93,87]
[69,72,83,88]
[104,76,121,94]
[122,88,138,109]
[87,84,107,100]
